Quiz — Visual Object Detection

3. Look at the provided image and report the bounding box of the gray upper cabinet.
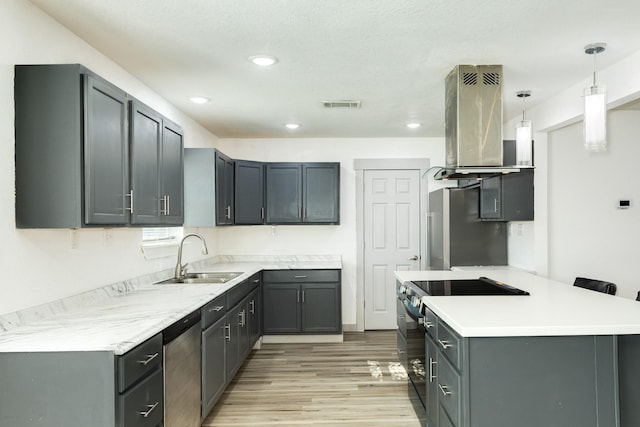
[303,163,340,224]
[265,163,302,223]
[480,169,534,221]
[15,64,183,228]
[15,64,129,228]
[215,150,234,225]
[129,100,184,226]
[234,160,265,225]
[265,162,340,224]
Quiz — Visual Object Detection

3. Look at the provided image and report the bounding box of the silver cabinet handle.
[208,305,224,312]
[252,279,260,284]
[238,310,246,327]
[125,190,134,213]
[225,206,231,219]
[250,300,255,314]
[301,290,305,303]
[294,275,308,279]
[297,290,300,303]
[137,352,159,366]
[139,402,159,418]
[438,339,452,349]
[494,198,498,213]
[397,350,405,355]
[261,207,264,219]
[424,321,434,329]
[408,255,419,261]
[398,315,405,320]
[429,358,437,382]
[438,384,451,396]
[166,195,170,215]
[225,324,231,341]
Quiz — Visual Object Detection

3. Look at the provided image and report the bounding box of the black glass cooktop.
[411,277,530,296]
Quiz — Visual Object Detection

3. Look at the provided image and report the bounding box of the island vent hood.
[436,64,521,180]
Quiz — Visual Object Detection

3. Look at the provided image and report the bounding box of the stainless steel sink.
[155,271,243,285]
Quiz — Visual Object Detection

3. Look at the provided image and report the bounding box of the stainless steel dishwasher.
[163,310,201,427]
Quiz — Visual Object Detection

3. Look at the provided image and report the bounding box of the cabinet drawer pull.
[261,207,264,219]
[137,352,159,366]
[438,339,452,349]
[208,305,224,312]
[238,310,246,327]
[225,324,231,341]
[438,384,451,396]
[424,321,434,328]
[225,206,231,219]
[301,290,305,303]
[294,275,308,279]
[252,279,260,284]
[139,401,159,418]
[429,358,437,382]
[249,300,255,314]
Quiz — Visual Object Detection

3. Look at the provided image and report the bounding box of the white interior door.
[364,169,421,329]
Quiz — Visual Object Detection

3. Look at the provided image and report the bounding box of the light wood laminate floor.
[202,331,422,426]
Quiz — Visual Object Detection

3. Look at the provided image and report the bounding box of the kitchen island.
[395,268,640,427]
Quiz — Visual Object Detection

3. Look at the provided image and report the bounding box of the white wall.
[547,111,640,299]
[216,137,445,326]
[0,0,219,314]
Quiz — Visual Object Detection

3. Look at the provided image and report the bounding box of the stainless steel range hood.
[437,64,521,180]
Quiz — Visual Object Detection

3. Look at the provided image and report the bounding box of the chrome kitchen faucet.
[174,234,208,280]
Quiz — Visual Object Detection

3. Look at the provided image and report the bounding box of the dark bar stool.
[573,277,617,295]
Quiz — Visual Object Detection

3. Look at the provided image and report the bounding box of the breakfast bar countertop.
[395,268,640,338]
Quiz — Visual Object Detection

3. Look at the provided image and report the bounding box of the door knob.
[408,255,419,261]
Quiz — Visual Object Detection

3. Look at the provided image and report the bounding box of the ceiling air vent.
[462,72,478,86]
[483,72,501,85]
[321,100,361,109]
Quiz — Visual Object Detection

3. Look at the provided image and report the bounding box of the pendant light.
[583,43,607,151]
[515,90,533,166]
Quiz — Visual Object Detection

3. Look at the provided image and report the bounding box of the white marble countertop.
[0,257,342,354]
[395,269,640,338]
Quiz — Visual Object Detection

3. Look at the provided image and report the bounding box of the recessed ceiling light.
[249,55,278,66]
[285,123,301,129]
[189,96,210,104]
[406,122,422,129]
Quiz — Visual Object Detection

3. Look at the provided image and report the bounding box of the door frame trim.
[353,158,431,331]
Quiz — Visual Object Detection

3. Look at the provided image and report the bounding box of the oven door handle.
[402,299,424,323]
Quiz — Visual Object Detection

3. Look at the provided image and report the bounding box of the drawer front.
[228,278,250,308]
[118,333,163,393]
[437,354,462,427]
[437,320,462,371]
[423,305,438,339]
[118,368,163,427]
[247,272,261,290]
[201,293,227,329]
[262,269,340,283]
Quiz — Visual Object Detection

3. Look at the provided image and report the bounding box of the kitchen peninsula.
[395,268,640,427]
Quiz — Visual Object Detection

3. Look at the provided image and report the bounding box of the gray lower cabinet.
[15,64,183,228]
[235,160,265,224]
[262,269,341,334]
[265,163,340,224]
[201,294,227,420]
[0,333,163,427]
[424,307,619,427]
[129,99,184,225]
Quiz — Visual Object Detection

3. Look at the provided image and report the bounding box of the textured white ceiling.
[26,0,640,138]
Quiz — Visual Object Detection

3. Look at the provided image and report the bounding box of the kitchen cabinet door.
[301,283,341,333]
[130,100,184,226]
[130,100,162,225]
[480,170,534,221]
[235,160,265,224]
[265,163,303,223]
[262,283,301,333]
[160,119,184,225]
[201,316,226,419]
[303,163,340,224]
[215,150,235,225]
[15,64,129,228]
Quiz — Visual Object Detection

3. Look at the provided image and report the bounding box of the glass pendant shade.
[584,85,607,151]
[515,120,533,166]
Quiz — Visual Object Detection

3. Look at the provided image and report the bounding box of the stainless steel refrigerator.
[428,187,507,270]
